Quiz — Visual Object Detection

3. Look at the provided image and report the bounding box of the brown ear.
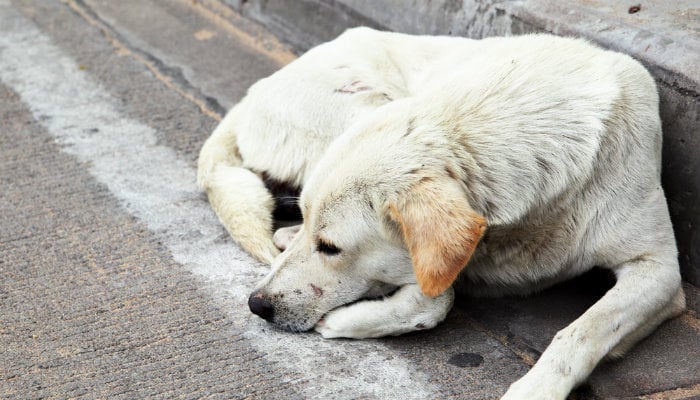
[388,177,487,297]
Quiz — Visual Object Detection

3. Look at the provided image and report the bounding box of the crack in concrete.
[679,311,700,333]
[463,317,537,367]
[182,0,297,65]
[63,0,226,121]
[638,383,700,399]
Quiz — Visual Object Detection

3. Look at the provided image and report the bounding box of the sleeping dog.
[197,28,685,399]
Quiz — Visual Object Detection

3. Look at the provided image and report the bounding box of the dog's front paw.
[314,314,357,339]
[314,284,454,339]
[314,303,388,339]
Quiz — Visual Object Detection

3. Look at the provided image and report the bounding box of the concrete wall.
[223,0,700,287]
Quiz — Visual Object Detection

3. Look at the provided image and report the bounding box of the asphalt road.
[1,0,699,399]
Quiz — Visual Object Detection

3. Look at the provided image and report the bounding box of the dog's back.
[403,35,669,293]
[197,28,482,261]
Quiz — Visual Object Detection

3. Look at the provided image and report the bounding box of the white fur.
[315,285,454,339]
[198,28,685,399]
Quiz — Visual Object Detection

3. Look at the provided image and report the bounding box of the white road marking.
[0,3,439,398]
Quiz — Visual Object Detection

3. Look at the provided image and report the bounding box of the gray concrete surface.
[225,0,700,290]
[1,0,699,399]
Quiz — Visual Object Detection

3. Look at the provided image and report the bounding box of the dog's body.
[198,28,685,399]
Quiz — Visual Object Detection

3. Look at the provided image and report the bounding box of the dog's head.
[248,116,487,332]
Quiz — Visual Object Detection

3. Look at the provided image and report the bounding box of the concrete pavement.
[1,1,698,399]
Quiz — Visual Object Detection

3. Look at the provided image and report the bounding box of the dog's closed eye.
[317,239,341,256]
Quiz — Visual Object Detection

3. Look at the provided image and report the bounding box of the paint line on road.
[0,4,439,398]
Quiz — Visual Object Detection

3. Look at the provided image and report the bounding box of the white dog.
[197,28,685,399]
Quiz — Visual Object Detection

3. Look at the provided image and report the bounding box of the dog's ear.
[388,177,487,297]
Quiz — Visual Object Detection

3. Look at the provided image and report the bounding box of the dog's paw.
[314,302,392,339]
[314,285,454,339]
[315,303,441,339]
[273,225,301,251]
[314,316,358,339]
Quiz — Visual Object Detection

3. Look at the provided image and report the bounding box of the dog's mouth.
[270,283,400,333]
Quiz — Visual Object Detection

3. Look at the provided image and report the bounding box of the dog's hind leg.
[198,107,243,188]
[206,165,279,263]
[198,108,279,264]
[501,253,684,400]
[314,284,454,339]
[273,225,302,251]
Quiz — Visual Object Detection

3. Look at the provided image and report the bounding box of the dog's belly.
[456,263,580,297]
[457,223,594,297]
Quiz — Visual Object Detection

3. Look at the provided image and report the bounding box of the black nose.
[248,291,275,321]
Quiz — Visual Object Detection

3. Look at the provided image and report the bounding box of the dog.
[197,27,685,399]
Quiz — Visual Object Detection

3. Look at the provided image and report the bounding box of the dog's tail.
[197,108,280,264]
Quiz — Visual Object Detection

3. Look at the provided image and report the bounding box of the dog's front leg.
[315,284,454,339]
[501,257,685,400]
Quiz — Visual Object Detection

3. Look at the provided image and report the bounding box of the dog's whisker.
[275,196,300,201]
